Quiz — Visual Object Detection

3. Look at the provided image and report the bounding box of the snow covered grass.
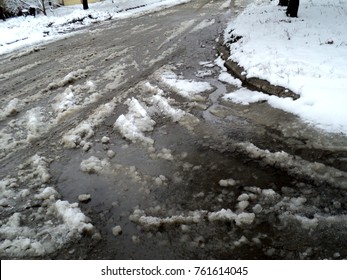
[0,0,192,55]
[224,0,347,134]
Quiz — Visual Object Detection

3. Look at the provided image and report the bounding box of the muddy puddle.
[49,109,347,260]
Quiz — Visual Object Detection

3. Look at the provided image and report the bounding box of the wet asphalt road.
[1,0,347,259]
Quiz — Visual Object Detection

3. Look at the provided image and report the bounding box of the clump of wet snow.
[51,79,99,123]
[62,100,116,148]
[112,225,122,236]
[52,87,77,114]
[234,235,249,247]
[114,97,156,145]
[80,156,110,174]
[215,57,242,87]
[0,155,94,258]
[106,150,116,158]
[63,123,94,149]
[235,212,255,226]
[34,186,58,200]
[129,209,206,230]
[219,178,237,187]
[199,61,215,68]
[237,142,347,189]
[160,70,213,101]
[208,209,237,222]
[0,98,23,119]
[218,72,242,87]
[47,69,89,91]
[145,83,186,122]
[55,200,94,235]
[145,82,200,131]
[154,175,168,186]
[80,155,150,185]
[26,107,47,141]
[155,148,174,161]
[20,154,51,184]
[131,207,256,230]
[224,88,269,105]
[78,194,91,203]
[195,69,213,78]
[220,0,232,9]
[101,136,110,144]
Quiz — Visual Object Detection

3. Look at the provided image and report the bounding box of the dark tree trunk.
[29,7,36,17]
[40,0,47,16]
[286,0,299,17]
[0,5,5,21]
[83,0,89,10]
[278,0,289,6]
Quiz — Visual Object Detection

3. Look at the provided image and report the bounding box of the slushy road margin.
[2,260,345,280]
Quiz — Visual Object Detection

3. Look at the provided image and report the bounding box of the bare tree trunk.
[278,0,289,6]
[41,0,47,16]
[0,5,5,21]
[83,0,89,10]
[286,0,299,17]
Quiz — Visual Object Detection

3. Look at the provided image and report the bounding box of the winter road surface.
[1,0,347,260]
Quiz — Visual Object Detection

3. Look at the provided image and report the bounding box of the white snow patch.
[80,156,110,174]
[114,97,155,145]
[26,154,51,184]
[62,100,116,148]
[235,212,255,226]
[146,83,186,122]
[131,208,256,229]
[218,178,237,187]
[191,19,216,33]
[208,209,237,222]
[237,142,347,189]
[224,88,269,105]
[54,200,93,234]
[224,0,347,134]
[0,98,23,119]
[218,72,242,87]
[112,225,122,236]
[160,71,213,100]
[26,107,46,141]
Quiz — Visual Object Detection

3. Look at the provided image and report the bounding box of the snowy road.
[1,0,347,259]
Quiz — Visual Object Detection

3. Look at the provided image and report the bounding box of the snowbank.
[224,0,347,134]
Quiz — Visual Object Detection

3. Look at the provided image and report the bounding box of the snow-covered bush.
[3,0,59,16]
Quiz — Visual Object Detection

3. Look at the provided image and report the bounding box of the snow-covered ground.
[0,0,191,55]
[223,0,347,135]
